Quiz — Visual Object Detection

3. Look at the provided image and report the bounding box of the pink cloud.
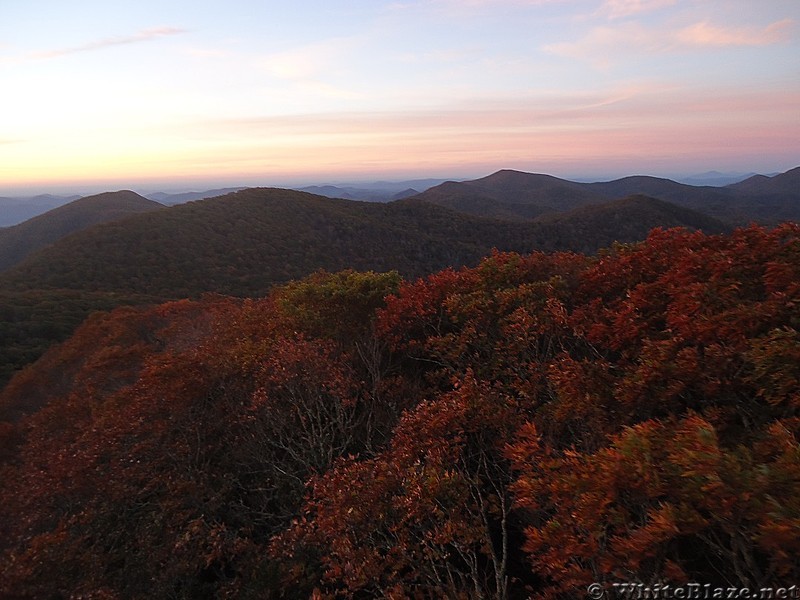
[677,19,794,47]
[546,18,794,66]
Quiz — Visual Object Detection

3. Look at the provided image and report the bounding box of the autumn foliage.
[1,225,798,598]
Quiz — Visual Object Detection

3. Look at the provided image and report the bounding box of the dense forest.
[0,187,727,390]
[0,191,163,272]
[1,223,798,598]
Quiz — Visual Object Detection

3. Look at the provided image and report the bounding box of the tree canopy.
[1,224,798,598]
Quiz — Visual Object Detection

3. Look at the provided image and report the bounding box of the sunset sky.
[2,0,799,193]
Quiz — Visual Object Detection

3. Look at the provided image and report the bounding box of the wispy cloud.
[546,18,794,66]
[677,19,793,47]
[30,27,186,60]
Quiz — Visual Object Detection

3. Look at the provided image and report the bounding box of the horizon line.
[2,164,795,198]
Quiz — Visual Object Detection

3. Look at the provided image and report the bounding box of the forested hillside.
[0,188,725,389]
[0,191,164,272]
[1,224,797,598]
[1,188,725,297]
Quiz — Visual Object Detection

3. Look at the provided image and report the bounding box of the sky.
[1,0,799,194]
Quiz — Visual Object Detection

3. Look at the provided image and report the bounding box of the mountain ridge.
[1,187,726,298]
[410,166,800,225]
[0,183,742,390]
[0,191,164,272]
[4,167,796,225]
[727,166,800,195]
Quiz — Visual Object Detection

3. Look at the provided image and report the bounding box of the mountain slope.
[0,188,729,389]
[534,194,728,253]
[412,170,605,219]
[1,188,724,299]
[1,188,498,298]
[583,176,734,213]
[720,167,800,223]
[727,166,800,196]
[0,191,164,271]
[411,167,800,224]
[466,169,603,209]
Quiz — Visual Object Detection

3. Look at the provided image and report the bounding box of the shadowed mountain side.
[0,188,733,389]
[0,288,158,391]
[466,169,602,207]
[2,188,727,299]
[721,167,800,224]
[0,189,494,298]
[412,170,605,219]
[533,195,729,253]
[583,176,737,217]
[408,182,550,220]
[411,167,800,225]
[727,166,800,196]
[0,191,164,272]
[2,189,502,298]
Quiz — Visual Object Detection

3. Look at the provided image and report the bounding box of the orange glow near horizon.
[2,1,798,193]
[4,85,797,191]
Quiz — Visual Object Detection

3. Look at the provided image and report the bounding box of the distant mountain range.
[2,168,796,226]
[2,166,798,277]
[413,167,800,225]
